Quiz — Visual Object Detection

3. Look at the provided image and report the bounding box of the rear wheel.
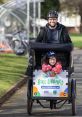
[71,79,76,116]
[50,100,54,109]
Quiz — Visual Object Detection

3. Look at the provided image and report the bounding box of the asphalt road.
[0,48,82,117]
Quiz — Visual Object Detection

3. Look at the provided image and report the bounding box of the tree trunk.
[80,15,82,33]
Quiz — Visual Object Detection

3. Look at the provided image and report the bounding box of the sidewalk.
[0,75,27,107]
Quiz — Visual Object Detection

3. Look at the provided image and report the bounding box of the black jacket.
[36,22,72,43]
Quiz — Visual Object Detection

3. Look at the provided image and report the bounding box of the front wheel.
[71,79,76,116]
[27,97,33,115]
[27,79,33,115]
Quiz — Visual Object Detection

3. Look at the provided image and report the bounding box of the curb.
[0,76,27,107]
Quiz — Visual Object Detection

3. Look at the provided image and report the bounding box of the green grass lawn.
[70,34,82,48]
[0,53,27,97]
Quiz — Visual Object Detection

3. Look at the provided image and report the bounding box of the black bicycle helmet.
[46,51,56,58]
[47,10,58,19]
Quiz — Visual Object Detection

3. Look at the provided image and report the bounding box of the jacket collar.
[46,22,63,30]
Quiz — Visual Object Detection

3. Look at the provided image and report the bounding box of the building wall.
[67,27,80,34]
[58,12,81,33]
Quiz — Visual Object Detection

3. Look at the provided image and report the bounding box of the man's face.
[48,18,58,27]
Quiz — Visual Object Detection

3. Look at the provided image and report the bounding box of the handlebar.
[29,42,73,52]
